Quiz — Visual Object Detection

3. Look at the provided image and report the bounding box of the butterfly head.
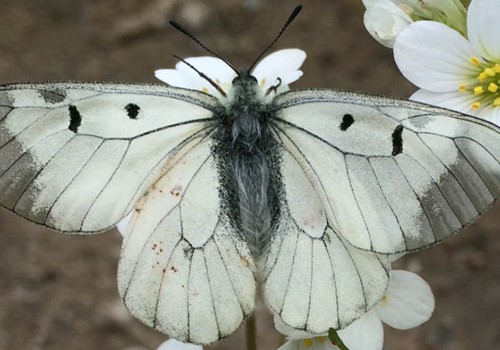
[225,70,262,106]
[232,70,258,88]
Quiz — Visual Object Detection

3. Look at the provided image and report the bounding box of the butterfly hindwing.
[0,82,218,233]
[271,89,500,254]
[117,135,256,345]
[261,137,390,333]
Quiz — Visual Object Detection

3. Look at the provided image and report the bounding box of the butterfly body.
[214,72,282,258]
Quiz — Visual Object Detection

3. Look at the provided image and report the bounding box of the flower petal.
[410,88,477,114]
[116,211,133,237]
[251,49,306,90]
[274,317,339,349]
[154,69,197,89]
[394,21,477,92]
[375,270,434,330]
[337,311,383,350]
[477,105,500,126]
[155,56,236,97]
[363,0,413,48]
[467,0,500,61]
[274,316,315,340]
[177,56,236,82]
[157,338,203,350]
[277,338,338,350]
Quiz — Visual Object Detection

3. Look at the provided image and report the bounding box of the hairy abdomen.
[214,117,281,259]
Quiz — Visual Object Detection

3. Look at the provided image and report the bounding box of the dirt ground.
[0,1,499,349]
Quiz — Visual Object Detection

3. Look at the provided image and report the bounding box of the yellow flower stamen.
[317,337,327,343]
[202,87,209,93]
[474,86,484,94]
[478,72,488,82]
[485,68,496,77]
[260,78,266,87]
[461,57,500,112]
[470,57,481,66]
[303,339,314,347]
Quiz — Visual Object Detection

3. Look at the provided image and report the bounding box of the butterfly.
[0,6,499,346]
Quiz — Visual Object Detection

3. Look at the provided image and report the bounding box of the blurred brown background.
[0,0,498,349]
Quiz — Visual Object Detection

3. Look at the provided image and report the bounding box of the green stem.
[246,316,257,350]
[328,328,350,350]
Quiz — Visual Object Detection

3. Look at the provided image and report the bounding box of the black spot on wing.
[392,125,404,156]
[38,89,66,104]
[125,103,140,119]
[340,114,354,131]
[68,105,82,133]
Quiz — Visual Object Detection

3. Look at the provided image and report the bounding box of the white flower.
[362,0,468,48]
[394,0,500,124]
[116,211,132,236]
[276,270,434,350]
[362,0,414,48]
[157,338,203,350]
[154,48,306,102]
[274,319,340,350]
[276,335,339,350]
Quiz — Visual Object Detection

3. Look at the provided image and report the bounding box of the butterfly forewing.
[271,89,500,254]
[0,82,218,233]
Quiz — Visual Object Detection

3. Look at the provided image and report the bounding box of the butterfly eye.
[232,74,258,85]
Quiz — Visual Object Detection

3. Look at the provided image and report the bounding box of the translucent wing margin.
[271,89,500,254]
[0,82,219,233]
[118,136,255,345]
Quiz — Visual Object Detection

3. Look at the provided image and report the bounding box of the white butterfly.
[1,13,499,347]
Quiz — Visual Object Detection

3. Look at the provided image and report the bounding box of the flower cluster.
[363,0,500,124]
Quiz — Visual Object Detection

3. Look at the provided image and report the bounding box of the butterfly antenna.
[172,55,227,97]
[170,21,239,76]
[248,5,303,73]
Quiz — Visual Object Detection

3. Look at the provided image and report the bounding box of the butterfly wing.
[260,141,390,333]
[262,88,500,333]
[270,89,500,254]
[118,135,255,345]
[0,82,218,233]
